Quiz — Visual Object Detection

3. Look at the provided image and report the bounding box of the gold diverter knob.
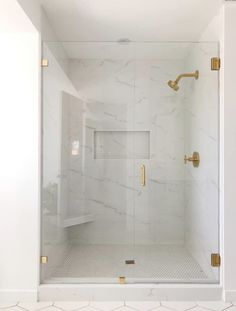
[184,151,200,167]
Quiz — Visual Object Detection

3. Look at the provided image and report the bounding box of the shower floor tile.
[47,245,215,282]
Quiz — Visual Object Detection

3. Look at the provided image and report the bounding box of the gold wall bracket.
[40,256,48,264]
[211,253,221,267]
[211,57,220,71]
[119,276,126,284]
[184,151,200,167]
[41,59,49,67]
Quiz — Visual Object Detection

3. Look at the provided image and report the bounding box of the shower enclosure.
[41,41,219,284]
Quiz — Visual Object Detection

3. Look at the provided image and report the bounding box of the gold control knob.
[184,151,200,167]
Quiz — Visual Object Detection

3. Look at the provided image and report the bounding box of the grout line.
[158,304,197,311]
[3,302,234,311]
[196,303,234,311]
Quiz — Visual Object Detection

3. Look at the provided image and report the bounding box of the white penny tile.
[0,304,17,310]
[197,302,232,311]
[18,302,53,311]
[125,301,161,311]
[53,301,89,310]
[161,301,196,311]
[89,301,124,310]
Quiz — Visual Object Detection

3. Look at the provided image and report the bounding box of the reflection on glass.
[72,140,80,156]
[41,41,219,285]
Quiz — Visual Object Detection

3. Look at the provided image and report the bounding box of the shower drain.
[125,260,135,264]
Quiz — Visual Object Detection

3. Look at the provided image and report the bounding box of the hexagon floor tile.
[53,301,89,310]
[0,308,25,311]
[89,301,124,311]
[125,301,161,311]
[161,301,197,311]
[197,302,232,311]
[114,307,138,311]
[0,304,17,310]
[18,302,53,311]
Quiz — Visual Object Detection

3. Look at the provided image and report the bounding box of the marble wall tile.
[67,58,186,246]
[43,43,219,281]
[183,42,219,280]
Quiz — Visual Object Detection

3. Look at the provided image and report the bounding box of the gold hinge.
[40,256,48,264]
[211,57,220,71]
[119,276,126,284]
[211,253,221,267]
[41,59,49,67]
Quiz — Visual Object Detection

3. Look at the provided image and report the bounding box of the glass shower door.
[132,42,220,283]
[41,40,220,284]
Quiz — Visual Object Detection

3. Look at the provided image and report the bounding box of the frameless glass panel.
[132,42,219,283]
[41,41,219,284]
[41,42,136,283]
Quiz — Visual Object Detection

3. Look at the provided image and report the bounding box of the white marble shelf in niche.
[94,130,150,159]
[63,215,95,228]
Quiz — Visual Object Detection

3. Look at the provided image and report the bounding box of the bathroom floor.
[1,301,234,311]
[45,245,215,283]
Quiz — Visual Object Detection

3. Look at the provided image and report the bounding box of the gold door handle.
[140,165,146,186]
[184,151,200,167]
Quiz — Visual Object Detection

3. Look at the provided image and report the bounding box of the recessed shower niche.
[41,41,219,284]
[94,131,150,159]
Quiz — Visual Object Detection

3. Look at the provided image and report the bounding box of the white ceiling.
[41,0,222,42]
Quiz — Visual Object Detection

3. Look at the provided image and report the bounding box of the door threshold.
[39,283,222,301]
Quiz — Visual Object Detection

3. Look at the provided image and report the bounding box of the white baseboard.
[223,290,236,301]
[0,289,38,302]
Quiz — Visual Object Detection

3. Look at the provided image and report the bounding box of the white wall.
[2,0,236,301]
[222,2,236,301]
[199,2,236,300]
[16,0,41,31]
[0,0,40,301]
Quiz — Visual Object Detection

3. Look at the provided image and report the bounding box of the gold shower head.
[168,80,179,91]
[168,70,199,91]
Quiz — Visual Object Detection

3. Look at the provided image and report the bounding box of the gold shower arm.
[175,71,199,83]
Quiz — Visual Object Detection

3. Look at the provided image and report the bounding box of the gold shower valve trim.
[184,151,200,167]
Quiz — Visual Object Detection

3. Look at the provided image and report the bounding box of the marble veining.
[183,42,219,280]
[66,58,186,248]
[42,42,219,283]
